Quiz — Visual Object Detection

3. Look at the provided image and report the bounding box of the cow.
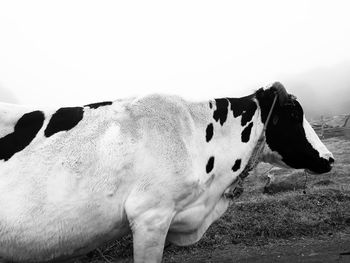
[0,82,334,262]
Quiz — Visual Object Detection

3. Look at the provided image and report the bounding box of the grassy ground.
[77,136,350,263]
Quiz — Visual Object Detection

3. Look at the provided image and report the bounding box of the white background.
[0,0,349,117]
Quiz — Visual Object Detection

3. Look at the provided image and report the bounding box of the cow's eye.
[291,111,301,121]
[272,115,279,125]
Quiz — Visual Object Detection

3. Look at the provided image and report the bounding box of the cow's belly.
[0,188,130,262]
[167,196,230,246]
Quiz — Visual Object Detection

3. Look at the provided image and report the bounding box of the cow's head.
[256,82,334,174]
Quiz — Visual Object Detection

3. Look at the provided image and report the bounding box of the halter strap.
[264,94,278,133]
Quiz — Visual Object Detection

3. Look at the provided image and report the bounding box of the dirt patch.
[78,231,350,262]
[165,231,350,263]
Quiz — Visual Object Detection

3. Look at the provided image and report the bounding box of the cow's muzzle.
[306,156,335,174]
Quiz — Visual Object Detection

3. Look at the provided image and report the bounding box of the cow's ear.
[255,87,274,107]
[270,82,289,106]
[255,83,289,124]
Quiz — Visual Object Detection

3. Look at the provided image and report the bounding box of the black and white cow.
[0,82,333,262]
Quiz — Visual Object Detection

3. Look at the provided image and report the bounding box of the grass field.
[77,136,350,263]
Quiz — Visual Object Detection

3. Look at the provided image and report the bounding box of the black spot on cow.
[45,107,84,137]
[213,98,229,126]
[209,101,213,109]
[232,159,241,172]
[206,123,214,142]
[227,97,257,126]
[84,101,113,109]
[206,156,215,173]
[0,111,45,161]
[241,122,253,143]
[241,102,257,126]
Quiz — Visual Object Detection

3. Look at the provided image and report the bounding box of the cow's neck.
[191,94,265,188]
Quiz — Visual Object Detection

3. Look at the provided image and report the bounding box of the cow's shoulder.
[120,95,197,176]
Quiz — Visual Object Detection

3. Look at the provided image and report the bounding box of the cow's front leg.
[125,197,174,263]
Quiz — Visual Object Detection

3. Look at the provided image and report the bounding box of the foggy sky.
[283,61,350,119]
[0,86,17,103]
[2,62,349,120]
[0,1,349,120]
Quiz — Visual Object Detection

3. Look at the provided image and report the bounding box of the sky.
[0,0,349,118]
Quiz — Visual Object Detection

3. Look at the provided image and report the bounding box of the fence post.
[344,115,350,128]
